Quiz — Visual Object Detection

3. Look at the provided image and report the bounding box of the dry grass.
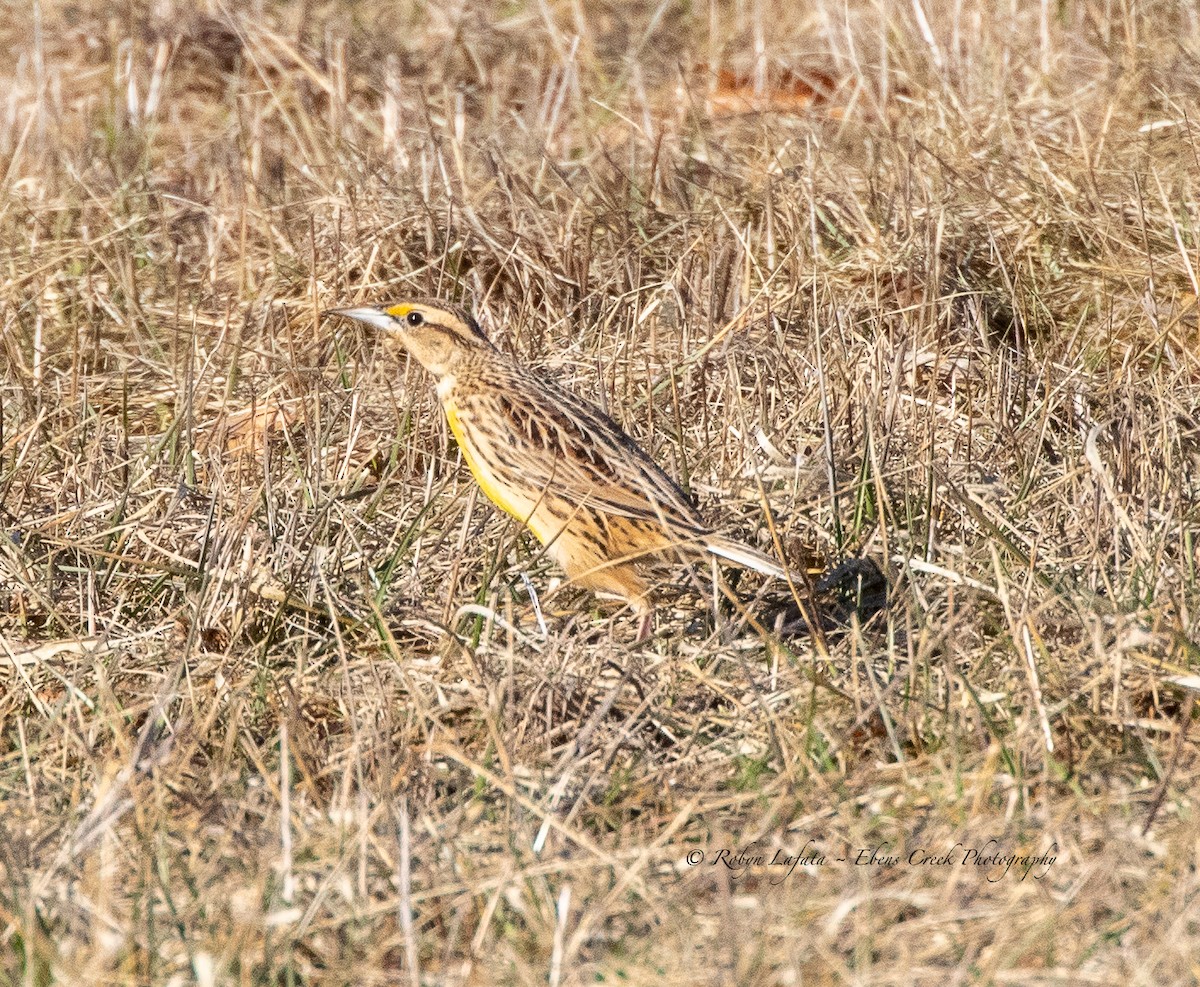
[3,0,1200,983]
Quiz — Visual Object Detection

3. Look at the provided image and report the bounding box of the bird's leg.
[632,594,655,643]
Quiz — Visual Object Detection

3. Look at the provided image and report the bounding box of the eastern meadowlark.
[327,298,799,636]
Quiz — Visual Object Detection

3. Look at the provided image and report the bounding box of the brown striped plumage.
[326,298,797,636]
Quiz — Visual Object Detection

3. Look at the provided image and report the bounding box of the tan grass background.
[3,0,1200,983]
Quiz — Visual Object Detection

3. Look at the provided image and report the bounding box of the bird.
[326,297,801,638]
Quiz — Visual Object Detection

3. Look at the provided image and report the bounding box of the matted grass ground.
[3,1,1200,983]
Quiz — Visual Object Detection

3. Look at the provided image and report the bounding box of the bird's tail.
[704,534,804,584]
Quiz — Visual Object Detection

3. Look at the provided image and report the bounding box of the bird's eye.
[406,310,424,327]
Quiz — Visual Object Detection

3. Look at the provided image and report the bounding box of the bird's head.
[325,298,493,377]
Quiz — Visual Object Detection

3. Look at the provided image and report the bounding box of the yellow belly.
[444,400,548,537]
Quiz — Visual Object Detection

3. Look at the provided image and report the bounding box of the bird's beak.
[323,307,395,331]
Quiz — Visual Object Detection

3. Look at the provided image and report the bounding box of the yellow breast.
[444,400,540,531]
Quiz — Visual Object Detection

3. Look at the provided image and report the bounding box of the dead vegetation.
[2,0,1200,983]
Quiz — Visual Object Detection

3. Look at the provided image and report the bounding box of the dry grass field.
[3,0,1200,983]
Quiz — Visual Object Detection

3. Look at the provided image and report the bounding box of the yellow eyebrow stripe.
[385,303,413,319]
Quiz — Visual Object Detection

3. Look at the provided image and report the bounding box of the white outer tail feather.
[704,536,801,584]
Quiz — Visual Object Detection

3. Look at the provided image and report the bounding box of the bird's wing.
[463,367,711,536]
[454,365,802,582]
